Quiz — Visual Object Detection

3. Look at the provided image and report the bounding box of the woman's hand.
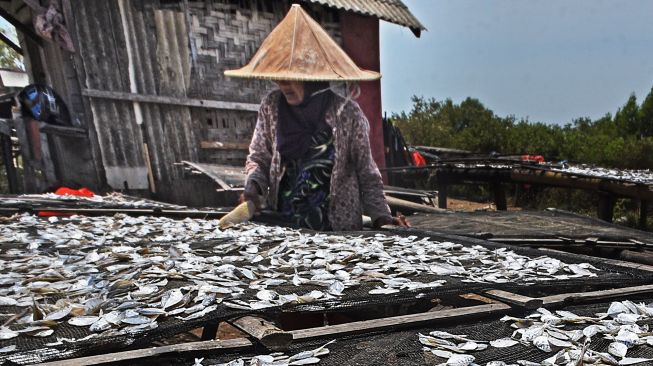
[393,213,410,227]
[240,181,262,212]
[374,212,410,228]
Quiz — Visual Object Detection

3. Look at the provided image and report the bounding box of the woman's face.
[275,81,305,106]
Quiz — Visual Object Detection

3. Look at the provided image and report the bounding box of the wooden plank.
[182,160,232,190]
[541,284,653,306]
[37,338,252,366]
[82,88,260,112]
[384,195,446,214]
[538,247,653,273]
[640,200,648,230]
[484,289,543,309]
[230,316,293,351]
[201,141,250,150]
[291,303,511,340]
[437,184,447,209]
[37,123,87,138]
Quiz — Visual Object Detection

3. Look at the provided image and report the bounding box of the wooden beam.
[290,303,511,340]
[200,141,250,150]
[182,160,233,191]
[38,123,87,138]
[82,89,260,112]
[541,284,653,306]
[229,316,293,351]
[437,184,447,209]
[491,182,507,211]
[484,289,543,310]
[37,338,252,366]
[0,31,22,55]
[640,200,648,230]
[384,195,445,214]
[597,193,616,223]
[538,247,653,273]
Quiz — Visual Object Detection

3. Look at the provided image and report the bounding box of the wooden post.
[597,193,616,223]
[437,184,447,209]
[229,316,293,351]
[1,135,18,193]
[200,323,219,341]
[491,182,507,211]
[640,200,648,230]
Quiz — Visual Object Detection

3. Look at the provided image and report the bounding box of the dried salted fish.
[44,307,71,321]
[532,335,552,352]
[446,354,475,366]
[490,338,518,348]
[161,289,184,310]
[0,213,604,344]
[430,349,453,358]
[0,296,17,306]
[68,316,100,326]
[608,342,628,358]
[0,327,18,340]
[619,358,653,365]
[0,345,17,353]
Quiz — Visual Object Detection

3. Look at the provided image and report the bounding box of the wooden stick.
[538,247,653,273]
[37,338,252,366]
[290,303,510,340]
[82,88,260,112]
[229,316,293,352]
[541,284,653,306]
[484,290,543,310]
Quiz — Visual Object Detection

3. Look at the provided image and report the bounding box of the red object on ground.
[411,151,427,167]
[38,187,96,216]
[521,155,545,164]
[53,187,95,197]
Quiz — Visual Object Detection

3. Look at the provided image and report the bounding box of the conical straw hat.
[224,4,381,81]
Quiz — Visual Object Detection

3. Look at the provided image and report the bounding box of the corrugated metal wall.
[65,0,342,205]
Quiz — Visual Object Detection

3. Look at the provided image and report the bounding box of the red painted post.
[340,12,387,181]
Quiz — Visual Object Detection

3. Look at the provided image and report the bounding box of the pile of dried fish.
[0,192,186,209]
[0,213,599,353]
[553,165,653,185]
[195,340,333,366]
[420,300,653,365]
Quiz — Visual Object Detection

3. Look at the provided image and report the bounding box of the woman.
[225,5,408,231]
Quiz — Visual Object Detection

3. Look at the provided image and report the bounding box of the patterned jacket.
[245,90,392,231]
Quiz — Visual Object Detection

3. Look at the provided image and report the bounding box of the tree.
[639,87,653,137]
[614,94,640,138]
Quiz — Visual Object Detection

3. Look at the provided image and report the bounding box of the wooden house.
[0,0,423,206]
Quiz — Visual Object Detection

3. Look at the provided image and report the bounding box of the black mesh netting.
[105,295,653,366]
[1,227,652,365]
[406,210,653,245]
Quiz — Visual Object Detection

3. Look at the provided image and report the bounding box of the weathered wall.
[64,0,342,205]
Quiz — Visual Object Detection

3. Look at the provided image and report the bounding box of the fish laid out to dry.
[194,340,333,366]
[0,213,599,353]
[420,300,653,365]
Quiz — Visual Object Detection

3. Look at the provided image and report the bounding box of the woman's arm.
[348,105,393,224]
[244,101,273,207]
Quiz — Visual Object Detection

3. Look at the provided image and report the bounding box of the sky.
[380,0,653,125]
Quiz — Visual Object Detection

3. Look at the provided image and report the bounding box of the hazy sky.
[380,0,653,125]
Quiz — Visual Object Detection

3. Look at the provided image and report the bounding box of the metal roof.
[305,0,426,37]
